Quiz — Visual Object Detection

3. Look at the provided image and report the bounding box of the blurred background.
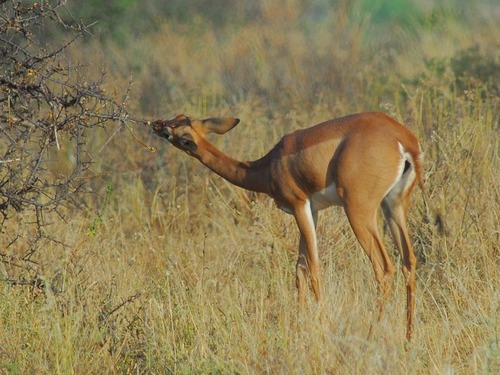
[65,0,498,115]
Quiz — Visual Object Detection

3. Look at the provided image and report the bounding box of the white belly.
[275,183,342,214]
[310,183,342,211]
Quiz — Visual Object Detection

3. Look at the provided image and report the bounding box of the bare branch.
[0,0,150,279]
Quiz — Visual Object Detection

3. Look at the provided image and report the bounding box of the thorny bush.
[0,0,138,284]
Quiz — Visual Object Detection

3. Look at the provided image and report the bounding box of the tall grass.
[1,0,499,373]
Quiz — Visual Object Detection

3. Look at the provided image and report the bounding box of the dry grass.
[1,1,499,374]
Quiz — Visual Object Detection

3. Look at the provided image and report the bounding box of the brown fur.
[153,112,424,341]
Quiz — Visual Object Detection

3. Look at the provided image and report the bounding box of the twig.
[99,292,143,323]
[0,158,21,164]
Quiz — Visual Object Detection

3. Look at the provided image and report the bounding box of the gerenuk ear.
[202,118,240,135]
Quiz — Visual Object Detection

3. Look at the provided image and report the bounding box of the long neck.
[197,139,270,194]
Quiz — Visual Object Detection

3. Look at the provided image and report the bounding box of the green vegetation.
[1,0,499,373]
[87,182,114,237]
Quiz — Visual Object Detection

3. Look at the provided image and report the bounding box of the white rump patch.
[384,142,416,200]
